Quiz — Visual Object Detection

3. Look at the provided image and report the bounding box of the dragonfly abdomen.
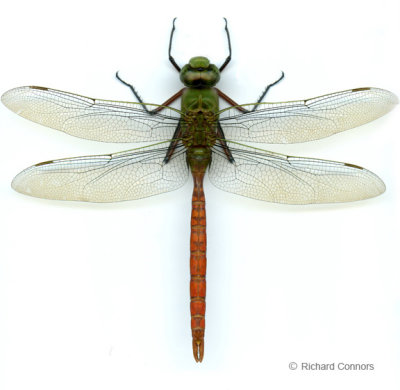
[188,148,210,363]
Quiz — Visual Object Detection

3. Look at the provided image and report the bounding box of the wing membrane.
[219,88,397,143]
[209,142,385,204]
[12,142,189,202]
[2,86,181,142]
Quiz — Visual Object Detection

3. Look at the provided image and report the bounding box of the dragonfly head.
[180,56,220,88]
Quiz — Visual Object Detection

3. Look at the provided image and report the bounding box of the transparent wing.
[12,142,189,202]
[218,88,397,143]
[209,142,385,204]
[1,86,181,142]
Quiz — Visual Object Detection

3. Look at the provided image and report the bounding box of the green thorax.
[180,57,220,173]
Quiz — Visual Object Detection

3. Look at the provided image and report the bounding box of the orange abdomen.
[190,173,207,362]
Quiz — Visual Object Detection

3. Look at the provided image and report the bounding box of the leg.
[216,71,285,113]
[219,18,232,72]
[163,121,182,163]
[216,88,247,113]
[251,71,285,112]
[115,71,184,114]
[168,18,181,72]
[216,122,234,163]
[115,71,149,111]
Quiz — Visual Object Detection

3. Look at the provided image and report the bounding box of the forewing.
[209,142,385,204]
[2,86,181,142]
[12,143,189,202]
[219,88,397,143]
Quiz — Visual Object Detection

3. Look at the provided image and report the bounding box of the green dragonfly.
[2,19,397,362]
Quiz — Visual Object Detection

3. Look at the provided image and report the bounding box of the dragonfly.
[2,18,397,363]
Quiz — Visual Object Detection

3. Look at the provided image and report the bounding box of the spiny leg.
[115,71,184,114]
[114,18,184,114]
[219,18,232,72]
[115,75,184,162]
[115,71,150,112]
[251,71,285,111]
[168,18,181,72]
[217,122,234,163]
[216,71,284,164]
[216,71,285,113]
[163,120,182,163]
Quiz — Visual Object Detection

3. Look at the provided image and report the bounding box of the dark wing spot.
[29,86,49,91]
[344,162,363,169]
[35,160,54,166]
[351,87,371,92]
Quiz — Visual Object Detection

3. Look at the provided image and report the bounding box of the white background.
[1,0,399,389]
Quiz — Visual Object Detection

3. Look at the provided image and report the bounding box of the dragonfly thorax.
[182,111,217,147]
[180,56,220,87]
